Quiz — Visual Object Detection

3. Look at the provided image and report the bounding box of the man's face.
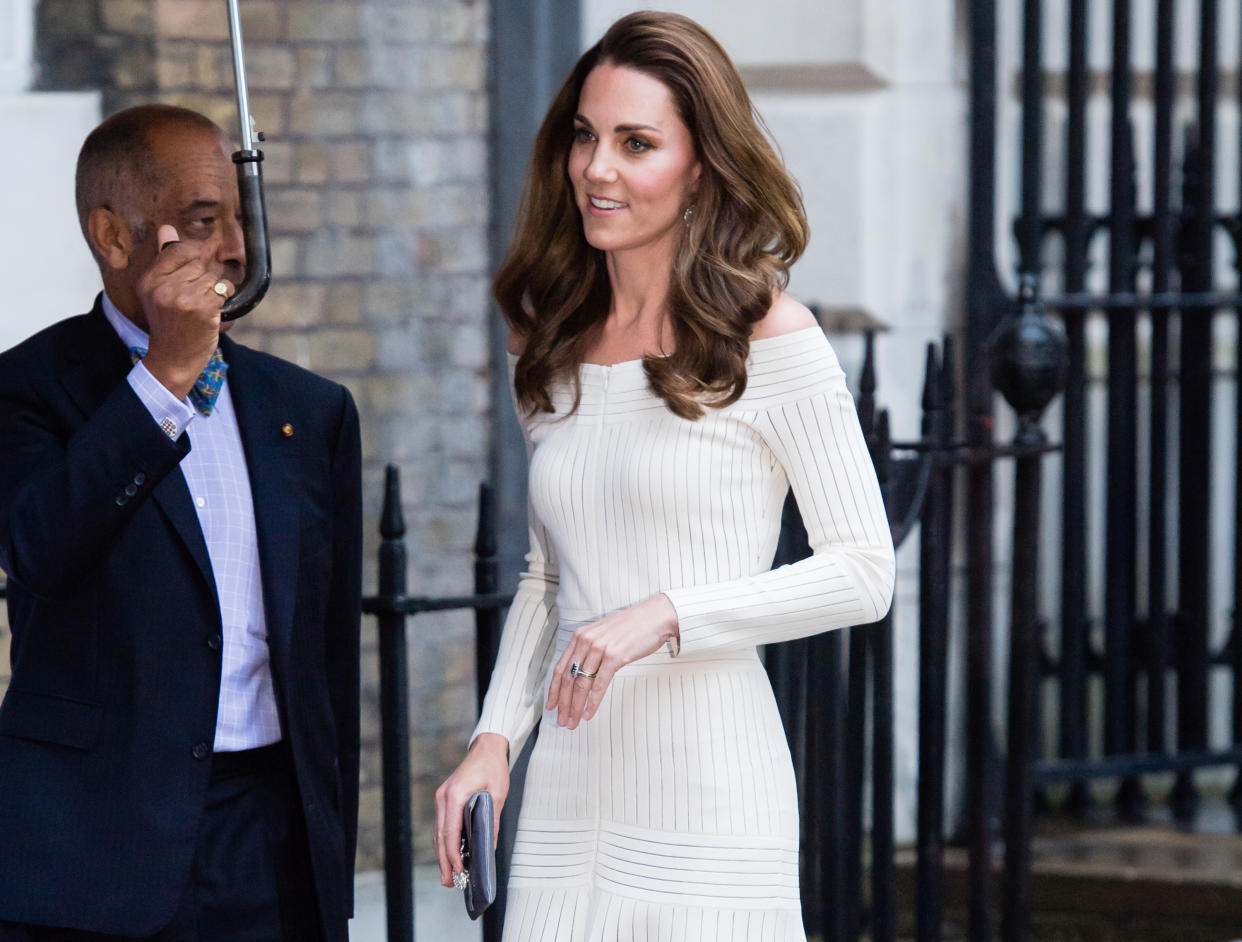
[103,124,246,328]
[136,125,246,286]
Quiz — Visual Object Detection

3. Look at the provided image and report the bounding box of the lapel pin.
[281,423,294,438]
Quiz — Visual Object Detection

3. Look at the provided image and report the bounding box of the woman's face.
[568,62,701,258]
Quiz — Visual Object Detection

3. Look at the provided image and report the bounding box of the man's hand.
[137,225,234,399]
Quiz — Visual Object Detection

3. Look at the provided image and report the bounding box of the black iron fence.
[961,1,1242,940]
[360,470,511,942]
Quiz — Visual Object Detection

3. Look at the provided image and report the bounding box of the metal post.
[474,484,501,712]
[473,483,506,942]
[1147,0,1176,765]
[870,409,895,942]
[991,277,1067,942]
[1173,0,1218,820]
[815,628,848,942]
[916,342,950,942]
[843,334,878,941]
[377,465,414,942]
[1105,0,1144,821]
[1001,435,1043,942]
[965,2,1008,931]
[1058,0,1091,818]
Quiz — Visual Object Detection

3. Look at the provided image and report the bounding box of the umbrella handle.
[220,0,270,321]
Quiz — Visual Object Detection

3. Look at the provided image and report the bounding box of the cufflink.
[159,417,180,439]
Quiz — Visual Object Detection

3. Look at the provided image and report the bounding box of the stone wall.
[10,0,493,871]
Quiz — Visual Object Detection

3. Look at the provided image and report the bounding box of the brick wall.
[18,0,493,871]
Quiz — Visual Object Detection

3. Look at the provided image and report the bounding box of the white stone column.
[0,0,103,351]
[0,0,33,92]
[0,91,103,350]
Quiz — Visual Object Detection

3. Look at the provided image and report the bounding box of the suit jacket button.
[207,633,222,651]
[115,494,128,506]
[124,483,138,497]
[192,742,210,760]
[133,472,146,486]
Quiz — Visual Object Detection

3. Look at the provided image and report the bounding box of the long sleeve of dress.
[470,429,560,765]
[662,337,895,655]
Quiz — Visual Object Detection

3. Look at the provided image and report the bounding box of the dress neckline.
[576,325,824,370]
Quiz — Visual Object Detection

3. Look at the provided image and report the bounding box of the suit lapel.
[223,339,301,670]
[63,300,218,599]
[60,298,137,419]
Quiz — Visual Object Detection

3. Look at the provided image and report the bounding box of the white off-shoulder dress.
[472,327,895,941]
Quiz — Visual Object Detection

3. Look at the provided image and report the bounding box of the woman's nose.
[584,146,618,183]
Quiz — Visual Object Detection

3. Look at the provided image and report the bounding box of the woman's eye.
[625,137,652,153]
[573,127,594,143]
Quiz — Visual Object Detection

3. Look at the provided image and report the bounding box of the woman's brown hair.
[497,10,809,420]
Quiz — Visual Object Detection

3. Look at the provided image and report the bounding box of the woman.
[435,11,894,940]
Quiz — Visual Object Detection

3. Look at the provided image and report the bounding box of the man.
[0,105,361,940]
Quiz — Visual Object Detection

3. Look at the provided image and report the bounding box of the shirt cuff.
[127,362,197,441]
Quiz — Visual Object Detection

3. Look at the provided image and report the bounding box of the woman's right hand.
[434,732,511,887]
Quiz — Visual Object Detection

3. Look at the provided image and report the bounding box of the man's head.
[76,104,245,326]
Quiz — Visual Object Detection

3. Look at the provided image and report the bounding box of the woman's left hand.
[547,593,679,729]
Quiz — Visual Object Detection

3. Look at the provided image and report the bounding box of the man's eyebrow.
[178,199,219,214]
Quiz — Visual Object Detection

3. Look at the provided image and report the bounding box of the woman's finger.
[437,793,466,883]
[582,660,620,722]
[546,640,574,710]
[434,788,452,886]
[565,657,604,728]
[556,639,598,726]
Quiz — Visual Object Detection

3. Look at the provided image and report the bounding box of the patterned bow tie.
[130,346,228,416]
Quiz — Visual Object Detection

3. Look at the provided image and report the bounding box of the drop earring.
[683,205,694,223]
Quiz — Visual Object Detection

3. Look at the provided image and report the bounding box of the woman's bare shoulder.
[749,292,818,340]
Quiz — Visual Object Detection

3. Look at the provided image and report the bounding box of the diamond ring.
[570,662,597,680]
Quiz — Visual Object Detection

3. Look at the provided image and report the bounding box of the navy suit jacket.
[0,299,362,939]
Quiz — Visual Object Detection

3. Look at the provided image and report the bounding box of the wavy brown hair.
[497,10,809,420]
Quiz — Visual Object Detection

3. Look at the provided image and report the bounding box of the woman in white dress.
[434,11,894,940]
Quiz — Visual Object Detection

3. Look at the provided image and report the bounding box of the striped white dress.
[473,327,895,941]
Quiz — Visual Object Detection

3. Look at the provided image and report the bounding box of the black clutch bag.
[459,789,497,920]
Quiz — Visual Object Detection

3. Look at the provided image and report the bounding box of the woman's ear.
[86,207,134,271]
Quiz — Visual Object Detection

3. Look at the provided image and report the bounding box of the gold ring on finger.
[570,661,597,680]
[213,281,230,297]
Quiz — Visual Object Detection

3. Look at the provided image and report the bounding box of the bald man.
[0,105,361,941]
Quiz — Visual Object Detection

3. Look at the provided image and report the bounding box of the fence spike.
[380,464,405,541]
[873,408,892,486]
[922,343,942,414]
[475,482,498,559]
[857,330,878,437]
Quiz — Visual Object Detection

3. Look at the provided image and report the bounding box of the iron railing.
[361,470,510,942]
